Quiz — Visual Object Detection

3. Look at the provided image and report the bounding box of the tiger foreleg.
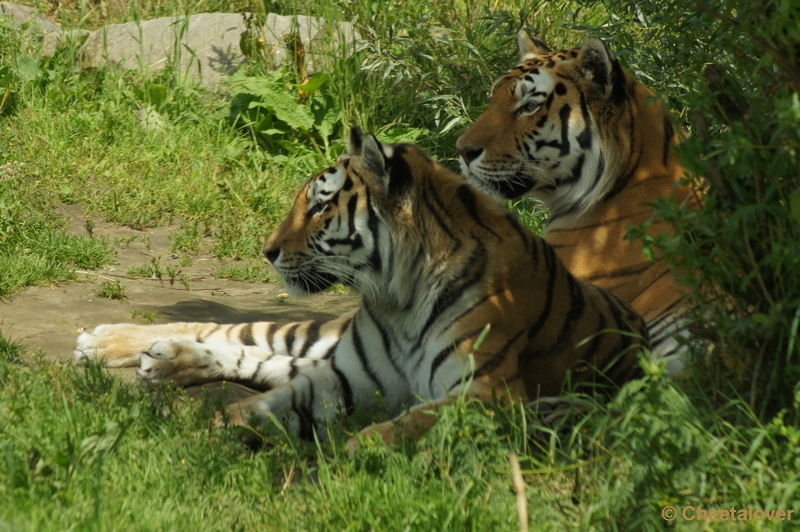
[217,365,358,440]
[74,315,351,367]
[347,397,454,457]
[137,340,327,388]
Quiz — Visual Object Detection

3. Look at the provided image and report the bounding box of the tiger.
[75,126,648,449]
[456,32,698,375]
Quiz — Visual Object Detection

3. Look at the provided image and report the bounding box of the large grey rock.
[0,2,60,33]
[73,12,360,91]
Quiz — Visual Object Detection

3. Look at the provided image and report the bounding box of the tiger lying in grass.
[75,126,648,447]
[457,33,698,375]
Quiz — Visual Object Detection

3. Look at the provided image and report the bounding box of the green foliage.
[230,67,344,158]
[587,0,800,419]
[130,309,158,324]
[127,257,163,280]
[214,262,276,283]
[0,331,25,364]
[169,221,205,254]
[0,171,114,298]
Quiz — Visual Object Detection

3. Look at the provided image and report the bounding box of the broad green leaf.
[311,92,341,141]
[377,127,430,144]
[16,54,39,82]
[251,84,314,131]
[260,128,288,137]
[299,73,329,95]
[148,84,168,107]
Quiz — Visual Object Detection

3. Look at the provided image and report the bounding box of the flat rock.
[66,12,359,90]
[42,28,92,56]
[0,2,60,33]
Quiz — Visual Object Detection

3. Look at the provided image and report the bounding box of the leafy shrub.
[585,0,800,420]
[229,67,345,160]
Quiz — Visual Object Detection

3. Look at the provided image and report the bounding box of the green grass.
[0,170,115,297]
[214,261,276,283]
[1,0,585,298]
[130,309,158,323]
[95,280,127,300]
[1,335,798,529]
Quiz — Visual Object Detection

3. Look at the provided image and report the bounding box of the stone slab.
[71,12,359,90]
[0,2,60,33]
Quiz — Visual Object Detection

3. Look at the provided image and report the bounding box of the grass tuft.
[94,280,127,300]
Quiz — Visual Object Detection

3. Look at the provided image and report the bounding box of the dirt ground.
[0,205,361,391]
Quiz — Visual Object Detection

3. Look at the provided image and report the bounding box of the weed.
[94,280,127,300]
[130,309,157,323]
[127,263,153,278]
[0,330,25,364]
[170,221,203,254]
[114,235,137,248]
[165,264,181,287]
[326,283,350,296]
[214,262,275,283]
[127,257,164,281]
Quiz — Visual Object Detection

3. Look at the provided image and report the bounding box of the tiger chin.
[457,32,698,374]
[75,126,649,452]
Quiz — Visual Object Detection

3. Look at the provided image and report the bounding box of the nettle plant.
[229,67,344,162]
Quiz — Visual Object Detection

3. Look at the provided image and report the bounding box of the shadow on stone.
[138,298,349,324]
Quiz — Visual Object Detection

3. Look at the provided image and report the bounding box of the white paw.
[146,340,184,360]
[136,340,206,386]
[74,330,100,364]
[73,324,156,367]
[136,352,166,384]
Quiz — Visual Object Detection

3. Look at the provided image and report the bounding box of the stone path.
[0,204,360,386]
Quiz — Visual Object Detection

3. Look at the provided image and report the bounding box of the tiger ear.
[359,133,388,178]
[518,31,551,60]
[576,38,625,100]
[348,125,364,156]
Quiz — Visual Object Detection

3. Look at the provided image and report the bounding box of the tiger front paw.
[136,340,209,387]
[74,324,152,367]
[215,396,265,428]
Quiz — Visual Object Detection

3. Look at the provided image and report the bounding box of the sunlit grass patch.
[214,262,276,283]
[0,192,115,298]
[95,280,127,300]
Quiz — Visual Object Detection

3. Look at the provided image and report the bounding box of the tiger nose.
[457,146,484,164]
[264,245,280,264]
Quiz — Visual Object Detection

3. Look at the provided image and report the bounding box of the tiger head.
[264,126,418,297]
[456,33,668,217]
